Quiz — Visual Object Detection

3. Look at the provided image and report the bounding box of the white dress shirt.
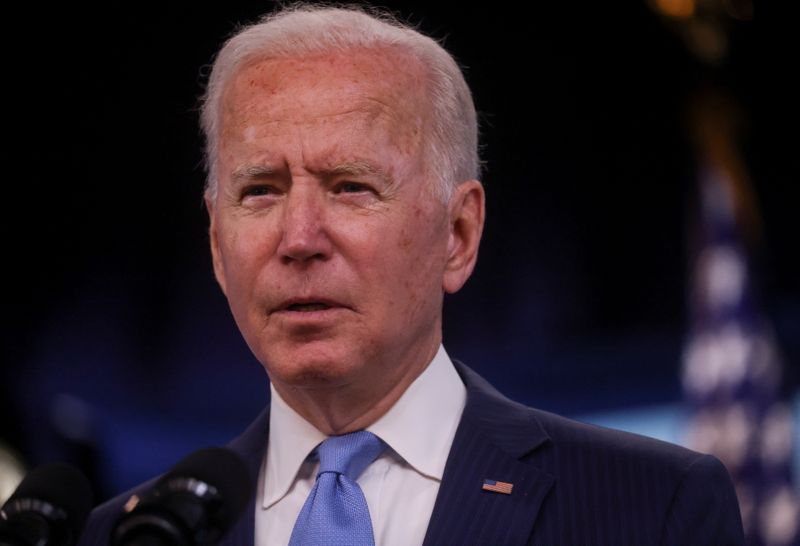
[255,345,467,546]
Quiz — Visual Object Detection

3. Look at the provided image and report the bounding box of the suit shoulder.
[524,407,743,544]
[453,363,744,543]
[529,406,710,472]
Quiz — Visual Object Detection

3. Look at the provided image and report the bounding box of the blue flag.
[683,162,799,545]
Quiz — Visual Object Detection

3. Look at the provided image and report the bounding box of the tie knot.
[317,430,385,480]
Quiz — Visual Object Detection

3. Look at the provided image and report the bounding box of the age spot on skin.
[243,126,259,142]
[398,233,412,250]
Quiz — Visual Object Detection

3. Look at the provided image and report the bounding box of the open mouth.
[285,302,332,312]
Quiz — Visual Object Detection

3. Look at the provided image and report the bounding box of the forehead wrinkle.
[237,104,392,138]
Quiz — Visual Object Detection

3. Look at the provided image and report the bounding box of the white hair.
[200,4,480,202]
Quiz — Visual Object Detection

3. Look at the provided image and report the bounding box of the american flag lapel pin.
[482,478,513,495]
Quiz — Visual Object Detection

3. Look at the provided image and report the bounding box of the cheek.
[400,206,448,263]
[384,210,448,311]
[218,218,277,298]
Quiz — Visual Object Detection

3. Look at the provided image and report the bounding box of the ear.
[205,194,228,296]
[443,180,485,294]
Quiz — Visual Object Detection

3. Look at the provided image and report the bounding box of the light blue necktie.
[289,430,385,546]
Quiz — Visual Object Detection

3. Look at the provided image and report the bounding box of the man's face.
[207,49,467,399]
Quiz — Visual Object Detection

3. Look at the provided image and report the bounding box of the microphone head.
[112,447,251,546]
[1,462,93,546]
[163,447,251,532]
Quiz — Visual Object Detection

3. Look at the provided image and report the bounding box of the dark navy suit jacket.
[79,362,744,545]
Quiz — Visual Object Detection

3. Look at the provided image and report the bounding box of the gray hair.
[200,4,480,202]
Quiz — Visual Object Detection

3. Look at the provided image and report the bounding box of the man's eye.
[242,185,274,198]
[336,182,369,194]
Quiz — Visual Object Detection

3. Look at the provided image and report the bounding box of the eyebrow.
[329,161,393,186]
[230,160,394,187]
[231,164,278,182]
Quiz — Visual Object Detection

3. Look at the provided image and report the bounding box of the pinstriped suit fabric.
[421,363,744,546]
[79,363,743,546]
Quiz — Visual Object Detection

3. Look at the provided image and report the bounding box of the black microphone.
[0,462,94,546]
[110,447,251,546]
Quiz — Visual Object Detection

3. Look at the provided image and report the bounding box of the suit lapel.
[422,363,554,546]
[219,405,270,546]
[215,363,553,546]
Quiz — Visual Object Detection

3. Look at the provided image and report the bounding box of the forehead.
[219,48,430,146]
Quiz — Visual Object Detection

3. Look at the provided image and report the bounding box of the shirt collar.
[262,345,466,508]
[366,345,466,480]
[262,383,326,509]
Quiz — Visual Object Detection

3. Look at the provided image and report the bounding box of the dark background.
[2,2,798,500]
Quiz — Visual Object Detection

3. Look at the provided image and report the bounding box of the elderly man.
[79,5,744,546]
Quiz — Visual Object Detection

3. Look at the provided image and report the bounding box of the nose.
[277,184,333,264]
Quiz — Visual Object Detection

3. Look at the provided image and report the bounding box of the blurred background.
[2,1,798,543]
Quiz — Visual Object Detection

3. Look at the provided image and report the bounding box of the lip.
[271,297,350,314]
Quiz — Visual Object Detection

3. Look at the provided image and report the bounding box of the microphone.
[0,462,94,546]
[110,447,251,546]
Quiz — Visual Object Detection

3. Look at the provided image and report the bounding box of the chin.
[259,343,367,389]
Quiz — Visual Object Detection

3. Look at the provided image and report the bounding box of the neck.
[271,336,441,435]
